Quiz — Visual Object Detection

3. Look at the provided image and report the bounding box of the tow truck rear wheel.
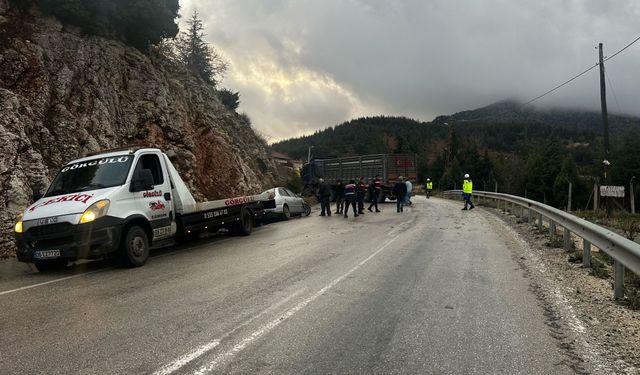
[34,259,68,272]
[122,225,149,267]
[231,208,253,236]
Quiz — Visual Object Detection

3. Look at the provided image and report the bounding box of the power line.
[445,35,640,124]
[522,63,598,106]
[604,35,640,62]
[523,34,640,106]
[606,69,623,114]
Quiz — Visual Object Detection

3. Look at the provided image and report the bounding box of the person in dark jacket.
[357,177,367,214]
[343,179,358,218]
[317,178,332,216]
[334,179,345,214]
[393,176,407,213]
[368,175,382,212]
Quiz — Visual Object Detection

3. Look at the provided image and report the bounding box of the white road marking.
[0,267,114,296]
[153,341,221,375]
[192,232,403,375]
[152,289,305,375]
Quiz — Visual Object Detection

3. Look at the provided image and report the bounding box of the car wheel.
[282,204,291,220]
[122,225,150,267]
[34,259,68,272]
[303,202,311,216]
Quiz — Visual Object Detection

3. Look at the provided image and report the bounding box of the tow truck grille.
[28,223,73,237]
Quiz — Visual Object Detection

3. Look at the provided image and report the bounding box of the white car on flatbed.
[13,147,275,271]
[263,187,311,219]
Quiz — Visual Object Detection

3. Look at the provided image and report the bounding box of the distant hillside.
[273,101,640,211]
[436,100,640,133]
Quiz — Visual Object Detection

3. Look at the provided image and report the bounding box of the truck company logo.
[61,156,130,172]
[224,196,256,206]
[28,193,94,212]
[143,190,163,198]
[149,201,166,211]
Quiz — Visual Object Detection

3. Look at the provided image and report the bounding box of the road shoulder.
[486,207,640,374]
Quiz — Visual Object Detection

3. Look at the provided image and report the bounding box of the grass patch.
[568,251,583,263]
[591,258,610,279]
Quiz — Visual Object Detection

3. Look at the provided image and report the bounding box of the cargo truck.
[302,153,417,201]
[13,147,275,271]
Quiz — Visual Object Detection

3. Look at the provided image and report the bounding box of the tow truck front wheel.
[122,225,149,267]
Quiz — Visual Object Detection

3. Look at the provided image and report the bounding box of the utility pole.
[599,43,612,216]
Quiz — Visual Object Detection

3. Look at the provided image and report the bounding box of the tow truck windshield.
[44,155,133,197]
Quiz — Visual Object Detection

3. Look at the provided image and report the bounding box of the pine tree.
[176,10,227,85]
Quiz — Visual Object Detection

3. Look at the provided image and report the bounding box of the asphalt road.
[0,197,574,374]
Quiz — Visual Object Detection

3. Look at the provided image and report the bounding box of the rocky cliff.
[0,1,280,257]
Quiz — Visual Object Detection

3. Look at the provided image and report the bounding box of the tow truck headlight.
[79,200,110,224]
[14,213,23,233]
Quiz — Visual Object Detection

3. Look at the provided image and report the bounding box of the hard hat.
[464,174,469,178]
[427,178,430,181]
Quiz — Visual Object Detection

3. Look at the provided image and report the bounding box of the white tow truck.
[13,147,275,271]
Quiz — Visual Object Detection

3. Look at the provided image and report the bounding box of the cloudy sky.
[179,0,640,142]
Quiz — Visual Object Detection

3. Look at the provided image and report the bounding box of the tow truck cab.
[14,148,274,271]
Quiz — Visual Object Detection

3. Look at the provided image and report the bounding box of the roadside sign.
[600,185,625,197]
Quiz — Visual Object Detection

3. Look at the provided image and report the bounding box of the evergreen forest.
[272,101,640,211]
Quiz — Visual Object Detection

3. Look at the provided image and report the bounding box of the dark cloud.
[181,0,640,141]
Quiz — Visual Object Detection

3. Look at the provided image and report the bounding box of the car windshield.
[45,155,133,197]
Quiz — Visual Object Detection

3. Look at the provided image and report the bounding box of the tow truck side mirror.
[130,169,154,192]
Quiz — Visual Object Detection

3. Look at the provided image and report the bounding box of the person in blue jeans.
[393,177,407,212]
[344,180,358,218]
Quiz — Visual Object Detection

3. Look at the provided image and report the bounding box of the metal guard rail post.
[443,190,640,300]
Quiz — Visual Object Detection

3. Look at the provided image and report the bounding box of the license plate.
[34,250,61,259]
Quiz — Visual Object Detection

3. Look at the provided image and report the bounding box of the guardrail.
[443,190,640,300]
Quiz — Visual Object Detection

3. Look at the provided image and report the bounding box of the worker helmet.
[427,178,430,181]
[464,173,469,178]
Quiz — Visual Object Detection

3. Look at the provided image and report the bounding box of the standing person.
[357,177,367,215]
[393,176,407,213]
[368,175,382,212]
[334,179,345,214]
[343,179,358,218]
[462,173,475,210]
[425,178,433,199]
[317,178,332,216]
[404,177,413,206]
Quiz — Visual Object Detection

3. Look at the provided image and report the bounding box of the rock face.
[0,3,279,257]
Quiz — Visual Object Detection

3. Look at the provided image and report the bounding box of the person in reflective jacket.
[462,173,475,210]
[343,180,358,218]
[425,178,433,199]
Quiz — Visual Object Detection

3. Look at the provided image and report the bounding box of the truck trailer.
[13,147,275,271]
[302,153,417,201]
